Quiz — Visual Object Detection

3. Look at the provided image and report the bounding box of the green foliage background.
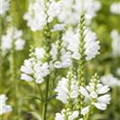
[0,0,120,120]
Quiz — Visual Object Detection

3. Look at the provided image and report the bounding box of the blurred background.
[0,0,120,120]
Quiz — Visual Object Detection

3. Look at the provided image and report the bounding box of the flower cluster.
[50,27,100,70]
[1,26,25,55]
[62,28,100,61]
[110,2,120,14]
[21,48,50,84]
[55,74,78,104]
[54,13,110,120]
[58,0,101,25]
[55,73,111,120]
[80,74,111,113]
[0,94,12,115]
[0,0,10,15]
[55,71,80,120]
[24,0,62,31]
[110,30,120,57]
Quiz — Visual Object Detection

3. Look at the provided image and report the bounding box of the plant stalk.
[42,76,49,120]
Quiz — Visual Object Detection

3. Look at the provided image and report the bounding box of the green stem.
[42,76,49,120]
[42,21,51,120]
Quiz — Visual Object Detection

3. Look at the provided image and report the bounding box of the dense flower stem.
[77,13,86,113]
[42,23,52,120]
[78,13,86,86]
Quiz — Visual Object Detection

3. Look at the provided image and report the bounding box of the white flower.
[81,106,89,116]
[101,74,120,87]
[68,111,79,120]
[0,94,12,115]
[21,65,33,75]
[0,0,9,15]
[94,103,107,111]
[110,30,120,57]
[97,94,111,104]
[1,26,25,55]
[80,86,89,98]
[21,74,33,82]
[97,85,110,94]
[110,2,120,14]
[55,77,78,104]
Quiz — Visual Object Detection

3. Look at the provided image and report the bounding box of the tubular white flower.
[0,94,12,115]
[97,94,111,104]
[21,73,33,82]
[1,26,25,55]
[21,65,33,74]
[94,103,107,111]
[97,85,110,94]
[0,0,9,15]
[80,86,89,98]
